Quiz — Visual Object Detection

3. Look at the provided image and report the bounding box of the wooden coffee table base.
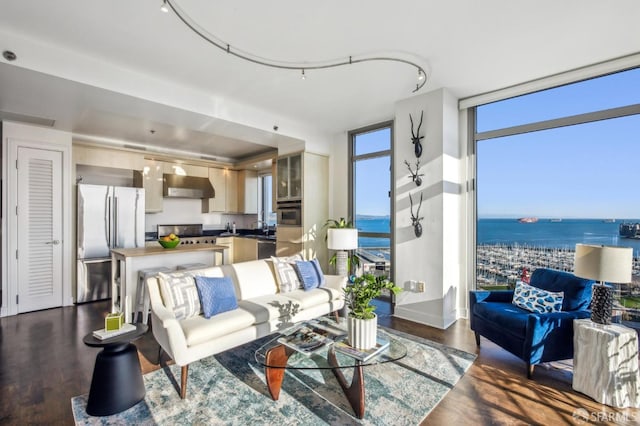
[264,344,366,419]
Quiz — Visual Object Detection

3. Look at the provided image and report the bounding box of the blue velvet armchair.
[470,268,594,378]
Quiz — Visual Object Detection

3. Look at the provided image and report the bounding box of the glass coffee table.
[254,318,407,419]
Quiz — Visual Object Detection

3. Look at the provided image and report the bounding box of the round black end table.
[83,324,148,416]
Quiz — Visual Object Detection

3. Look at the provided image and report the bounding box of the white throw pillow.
[158,271,201,320]
[512,281,564,314]
[271,254,303,293]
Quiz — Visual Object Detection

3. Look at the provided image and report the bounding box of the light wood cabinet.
[143,159,164,212]
[276,153,302,201]
[233,237,257,263]
[162,163,208,178]
[238,170,258,214]
[226,170,238,213]
[202,167,227,212]
[74,145,144,170]
[215,237,234,264]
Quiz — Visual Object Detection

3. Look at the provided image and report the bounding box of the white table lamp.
[327,228,358,276]
[574,244,633,325]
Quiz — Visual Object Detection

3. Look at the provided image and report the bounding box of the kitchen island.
[111,244,229,322]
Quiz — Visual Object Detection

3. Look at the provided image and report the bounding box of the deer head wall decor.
[404,159,424,186]
[409,192,424,238]
[409,110,424,158]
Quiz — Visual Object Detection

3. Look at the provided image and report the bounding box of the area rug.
[71,328,475,425]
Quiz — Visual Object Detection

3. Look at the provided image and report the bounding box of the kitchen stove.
[157,224,217,245]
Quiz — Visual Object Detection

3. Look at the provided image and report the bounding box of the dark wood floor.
[1,300,638,425]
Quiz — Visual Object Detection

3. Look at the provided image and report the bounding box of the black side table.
[83,324,148,416]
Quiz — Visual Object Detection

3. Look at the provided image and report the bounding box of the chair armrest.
[324,274,347,292]
[525,310,591,364]
[470,290,514,305]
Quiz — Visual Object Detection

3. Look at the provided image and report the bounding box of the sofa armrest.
[324,274,348,292]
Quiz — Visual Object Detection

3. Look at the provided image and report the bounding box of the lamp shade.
[327,228,358,250]
[574,244,633,283]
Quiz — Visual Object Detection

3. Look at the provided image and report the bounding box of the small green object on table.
[105,312,124,331]
[158,238,180,248]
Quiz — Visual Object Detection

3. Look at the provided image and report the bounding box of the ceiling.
[0,0,639,160]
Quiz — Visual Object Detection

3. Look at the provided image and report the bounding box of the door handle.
[45,240,60,245]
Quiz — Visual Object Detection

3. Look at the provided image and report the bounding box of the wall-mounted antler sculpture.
[404,159,424,186]
[409,110,424,158]
[409,192,424,238]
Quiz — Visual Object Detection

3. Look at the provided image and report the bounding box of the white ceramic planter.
[347,314,377,350]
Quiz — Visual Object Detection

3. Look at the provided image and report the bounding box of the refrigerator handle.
[106,196,111,248]
[114,196,119,248]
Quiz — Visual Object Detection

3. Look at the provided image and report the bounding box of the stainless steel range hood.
[163,174,215,199]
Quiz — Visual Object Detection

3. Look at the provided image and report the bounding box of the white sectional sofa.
[146,258,346,398]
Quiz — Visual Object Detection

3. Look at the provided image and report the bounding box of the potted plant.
[324,218,360,274]
[344,273,402,349]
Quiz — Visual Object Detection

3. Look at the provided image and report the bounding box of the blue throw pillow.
[194,276,238,319]
[294,259,325,291]
[512,281,564,314]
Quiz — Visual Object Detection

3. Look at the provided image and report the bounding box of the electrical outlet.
[406,280,417,291]
[417,281,426,292]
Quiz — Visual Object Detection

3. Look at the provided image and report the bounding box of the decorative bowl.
[158,238,180,249]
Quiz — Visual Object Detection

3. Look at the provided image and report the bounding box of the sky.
[353,128,391,217]
[477,67,640,219]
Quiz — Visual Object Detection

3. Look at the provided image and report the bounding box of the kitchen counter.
[111,244,229,322]
[111,244,229,257]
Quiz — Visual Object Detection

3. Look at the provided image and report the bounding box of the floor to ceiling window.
[349,122,393,281]
[474,67,640,327]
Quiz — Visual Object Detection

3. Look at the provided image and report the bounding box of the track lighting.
[162,1,428,92]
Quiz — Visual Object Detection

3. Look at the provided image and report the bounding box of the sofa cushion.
[294,259,326,290]
[285,287,342,309]
[530,268,594,311]
[157,272,201,320]
[271,255,303,293]
[194,276,238,318]
[223,260,279,300]
[180,308,257,346]
[473,301,530,338]
[512,281,564,314]
[237,294,303,324]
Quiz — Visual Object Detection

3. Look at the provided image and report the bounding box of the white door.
[17,147,63,313]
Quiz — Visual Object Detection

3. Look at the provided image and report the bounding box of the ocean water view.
[478,218,640,256]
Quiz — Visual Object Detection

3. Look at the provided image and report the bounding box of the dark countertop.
[146,229,276,242]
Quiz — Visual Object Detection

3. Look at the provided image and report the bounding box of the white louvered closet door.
[17,147,63,313]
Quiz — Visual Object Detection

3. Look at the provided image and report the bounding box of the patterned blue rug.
[71,328,475,425]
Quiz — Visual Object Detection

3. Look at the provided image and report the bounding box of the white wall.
[144,199,256,232]
[393,88,467,329]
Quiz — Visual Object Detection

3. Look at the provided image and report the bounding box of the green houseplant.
[344,273,402,349]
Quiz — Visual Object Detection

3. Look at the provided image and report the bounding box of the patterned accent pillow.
[294,259,326,290]
[194,276,238,319]
[512,281,564,314]
[271,254,303,293]
[157,271,201,320]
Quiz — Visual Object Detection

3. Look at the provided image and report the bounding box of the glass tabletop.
[254,317,407,370]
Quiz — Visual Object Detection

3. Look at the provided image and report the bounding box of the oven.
[277,201,302,226]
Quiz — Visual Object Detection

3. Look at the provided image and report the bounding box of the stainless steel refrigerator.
[77,184,145,303]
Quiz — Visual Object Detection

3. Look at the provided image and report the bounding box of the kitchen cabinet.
[74,145,145,171]
[202,167,227,212]
[162,163,208,178]
[215,237,234,264]
[226,170,238,213]
[276,153,302,201]
[276,226,303,258]
[143,159,164,212]
[238,170,258,214]
[233,237,257,263]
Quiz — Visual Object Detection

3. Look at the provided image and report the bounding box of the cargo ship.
[518,217,538,223]
[619,223,640,239]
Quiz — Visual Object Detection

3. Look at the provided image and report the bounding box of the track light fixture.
[161,0,428,92]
